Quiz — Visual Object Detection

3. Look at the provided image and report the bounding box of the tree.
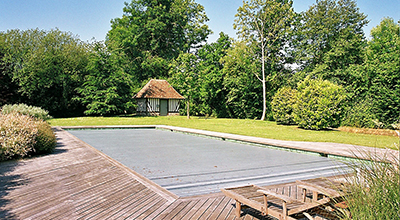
[365,18,400,126]
[169,52,199,119]
[0,29,90,117]
[221,41,262,119]
[294,0,368,85]
[0,41,21,106]
[75,42,135,116]
[107,0,211,85]
[196,32,232,117]
[234,0,295,120]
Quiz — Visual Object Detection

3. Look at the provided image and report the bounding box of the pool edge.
[55,127,179,202]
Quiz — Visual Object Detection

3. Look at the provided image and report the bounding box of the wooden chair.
[221,183,337,220]
[296,177,349,202]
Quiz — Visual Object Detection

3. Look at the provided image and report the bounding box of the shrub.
[293,76,346,130]
[0,113,38,160]
[33,120,57,155]
[1,103,52,120]
[271,87,297,125]
[341,98,376,128]
[0,113,56,161]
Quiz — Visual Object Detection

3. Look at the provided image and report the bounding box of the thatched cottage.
[133,79,184,116]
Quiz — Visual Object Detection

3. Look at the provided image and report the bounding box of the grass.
[339,153,400,219]
[49,116,399,150]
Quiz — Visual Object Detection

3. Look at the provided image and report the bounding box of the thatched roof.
[134,79,185,99]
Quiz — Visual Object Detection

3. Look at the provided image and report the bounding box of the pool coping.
[57,125,399,163]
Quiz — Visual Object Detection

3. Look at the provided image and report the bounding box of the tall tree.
[366,18,400,126]
[107,0,211,85]
[169,52,199,119]
[221,41,262,119]
[75,42,135,116]
[294,0,368,85]
[197,32,232,117]
[0,29,90,117]
[0,40,21,106]
[234,0,295,120]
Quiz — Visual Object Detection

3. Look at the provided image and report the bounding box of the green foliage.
[293,0,368,86]
[33,120,57,155]
[293,76,346,130]
[271,87,297,125]
[234,0,295,120]
[196,32,231,117]
[0,1,397,129]
[222,41,262,119]
[75,42,135,116]
[341,98,376,128]
[0,113,56,161]
[0,43,21,106]
[341,152,400,219]
[1,103,52,120]
[107,0,211,83]
[0,28,90,117]
[365,18,400,127]
[169,52,199,118]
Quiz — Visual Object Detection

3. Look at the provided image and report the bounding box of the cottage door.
[160,99,168,116]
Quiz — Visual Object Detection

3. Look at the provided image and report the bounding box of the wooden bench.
[221,183,337,220]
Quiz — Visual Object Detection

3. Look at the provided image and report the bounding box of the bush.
[0,113,56,161]
[341,97,376,128]
[271,87,297,125]
[293,76,346,130]
[34,121,57,154]
[0,113,38,160]
[1,103,52,120]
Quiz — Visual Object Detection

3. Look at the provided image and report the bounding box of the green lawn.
[49,116,399,150]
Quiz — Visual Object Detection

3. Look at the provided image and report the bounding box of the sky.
[0,0,399,43]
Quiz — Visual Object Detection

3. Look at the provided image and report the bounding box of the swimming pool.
[67,128,347,197]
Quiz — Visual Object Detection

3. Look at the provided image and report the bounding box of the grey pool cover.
[68,128,346,197]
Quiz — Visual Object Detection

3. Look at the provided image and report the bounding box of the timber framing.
[133,79,184,116]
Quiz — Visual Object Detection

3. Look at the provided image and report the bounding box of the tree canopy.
[366,18,400,126]
[107,0,211,85]
[0,28,90,117]
[293,0,368,85]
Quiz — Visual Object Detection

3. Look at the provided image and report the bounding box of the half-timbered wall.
[147,98,159,112]
[136,98,181,115]
[137,99,146,112]
[169,99,180,113]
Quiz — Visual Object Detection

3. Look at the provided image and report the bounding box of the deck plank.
[190,196,225,219]
[178,198,209,220]
[206,196,232,220]
[198,196,226,219]
[172,199,200,220]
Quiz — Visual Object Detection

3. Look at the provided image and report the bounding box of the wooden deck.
[1,128,339,219]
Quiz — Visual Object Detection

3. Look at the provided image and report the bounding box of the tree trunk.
[187,99,190,119]
[261,42,266,121]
